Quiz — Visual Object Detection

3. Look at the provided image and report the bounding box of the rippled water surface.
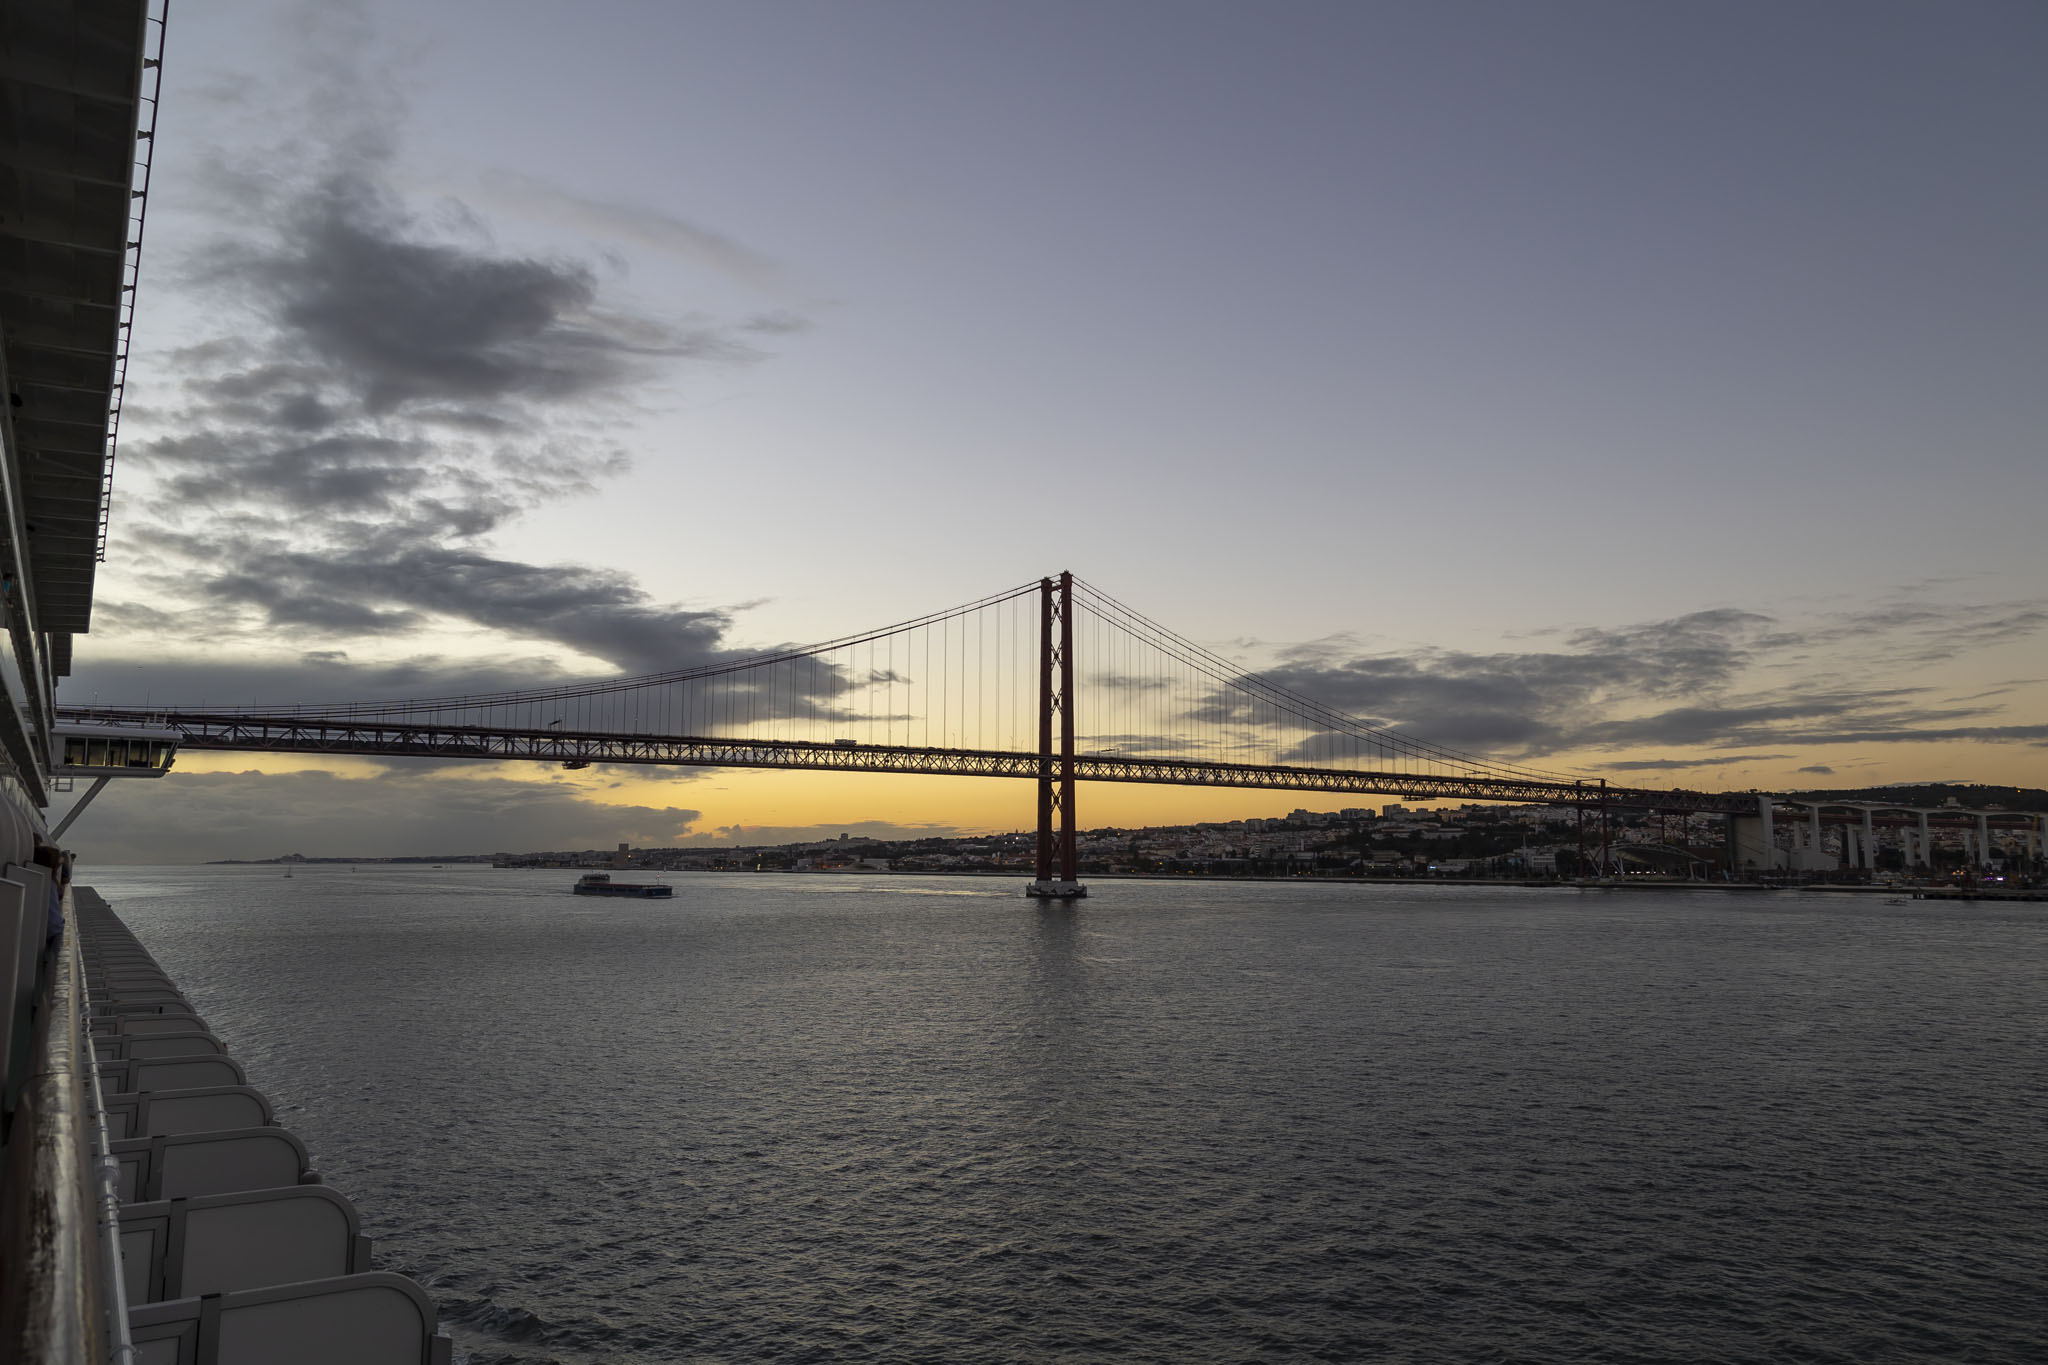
[83,867,2047,1363]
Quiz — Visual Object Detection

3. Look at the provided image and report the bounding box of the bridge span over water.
[56,573,2038,887]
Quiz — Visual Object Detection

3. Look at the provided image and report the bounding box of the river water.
[83,866,2046,1363]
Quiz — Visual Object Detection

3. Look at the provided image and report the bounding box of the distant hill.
[1787,783,2048,812]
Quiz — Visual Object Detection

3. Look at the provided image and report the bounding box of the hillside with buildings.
[481,791,2040,883]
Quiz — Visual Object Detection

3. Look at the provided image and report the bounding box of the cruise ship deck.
[0,5,452,1358]
[74,887,452,1362]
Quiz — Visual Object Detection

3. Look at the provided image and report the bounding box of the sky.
[59,0,2048,862]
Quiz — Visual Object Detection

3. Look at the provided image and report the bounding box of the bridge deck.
[58,709,1759,813]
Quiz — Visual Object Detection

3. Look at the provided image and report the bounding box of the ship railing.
[0,886,134,1362]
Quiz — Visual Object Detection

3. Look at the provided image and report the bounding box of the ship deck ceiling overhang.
[0,0,151,634]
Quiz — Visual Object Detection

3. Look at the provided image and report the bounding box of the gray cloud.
[1797,765,1835,775]
[1598,754,1793,772]
[1564,691,2036,753]
[1248,600,2046,767]
[1842,603,2048,650]
[217,176,703,414]
[61,767,704,864]
[1765,723,2048,747]
[476,169,798,296]
[195,542,736,678]
[97,34,803,687]
[1254,608,1777,757]
[1565,691,1968,751]
[1765,600,2048,669]
[63,653,588,711]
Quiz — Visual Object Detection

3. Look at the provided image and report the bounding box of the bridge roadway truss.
[61,709,1759,815]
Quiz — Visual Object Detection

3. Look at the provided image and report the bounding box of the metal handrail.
[76,893,139,1365]
[1,902,107,1361]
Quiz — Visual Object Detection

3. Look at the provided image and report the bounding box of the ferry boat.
[573,873,675,899]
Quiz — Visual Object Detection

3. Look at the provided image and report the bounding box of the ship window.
[154,743,174,769]
[65,738,87,767]
[86,739,109,768]
[127,742,152,768]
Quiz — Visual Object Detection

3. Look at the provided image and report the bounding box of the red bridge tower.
[1028,571,1087,898]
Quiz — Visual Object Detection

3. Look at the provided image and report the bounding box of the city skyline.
[61,0,2048,862]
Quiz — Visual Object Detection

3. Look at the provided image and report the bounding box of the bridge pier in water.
[1026,571,1087,899]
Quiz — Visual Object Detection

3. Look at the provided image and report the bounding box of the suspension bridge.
[59,571,1762,894]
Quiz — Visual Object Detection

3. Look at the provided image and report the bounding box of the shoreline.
[184,862,2036,898]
